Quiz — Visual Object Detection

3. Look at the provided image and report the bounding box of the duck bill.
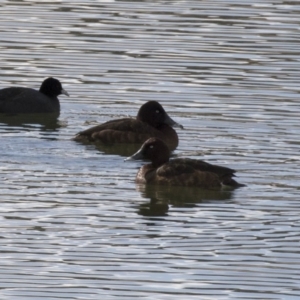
[164,113,183,129]
[124,148,145,162]
[61,89,69,97]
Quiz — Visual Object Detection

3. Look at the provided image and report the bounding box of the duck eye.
[149,145,154,149]
[155,110,160,114]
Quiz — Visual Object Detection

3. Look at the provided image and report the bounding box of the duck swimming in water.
[125,137,244,190]
[74,101,183,151]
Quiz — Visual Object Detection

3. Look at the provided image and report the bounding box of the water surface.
[0,0,300,299]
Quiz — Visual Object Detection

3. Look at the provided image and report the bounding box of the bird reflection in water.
[136,183,234,217]
[93,142,143,157]
[0,113,62,131]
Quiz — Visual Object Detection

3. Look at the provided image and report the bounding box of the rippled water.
[0,0,300,299]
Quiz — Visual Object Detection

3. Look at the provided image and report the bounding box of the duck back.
[75,117,179,150]
[127,138,244,190]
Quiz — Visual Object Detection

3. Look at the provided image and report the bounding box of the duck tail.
[221,175,246,189]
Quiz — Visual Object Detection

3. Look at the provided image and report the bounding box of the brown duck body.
[136,158,239,189]
[74,101,182,151]
[126,138,244,190]
[75,117,179,151]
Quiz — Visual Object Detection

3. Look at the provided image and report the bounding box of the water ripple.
[0,0,299,299]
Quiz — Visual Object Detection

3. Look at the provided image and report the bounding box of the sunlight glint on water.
[0,1,299,299]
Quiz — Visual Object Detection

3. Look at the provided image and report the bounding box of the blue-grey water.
[0,1,299,299]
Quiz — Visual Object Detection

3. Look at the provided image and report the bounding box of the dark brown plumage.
[74,101,183,151]
[126,137,244,190]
